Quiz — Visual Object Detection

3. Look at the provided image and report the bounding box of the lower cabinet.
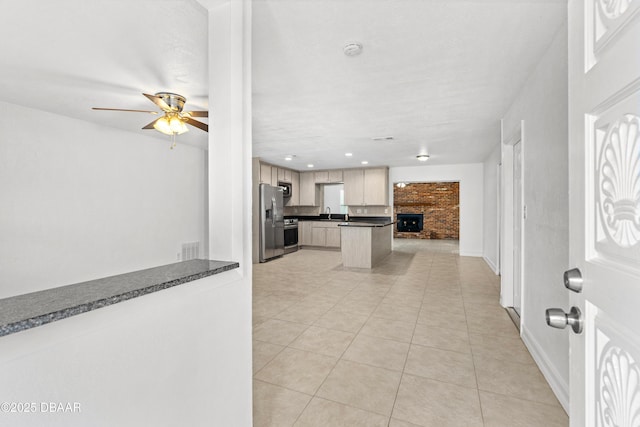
[299,221,341,249]
[325,228,341,248]
[311,228,326,246]
[299,222,313,245]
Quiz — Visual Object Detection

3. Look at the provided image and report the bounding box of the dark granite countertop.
[0,259,239,337]
[337,221,395,227]
[292,215,392,224]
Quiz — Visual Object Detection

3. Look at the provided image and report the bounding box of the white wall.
[0,100,206,299]
[501,21,570,410]
[0,1,253,425]
[0,270,247,427]
[482,144,501,273]
[389,163,484,257]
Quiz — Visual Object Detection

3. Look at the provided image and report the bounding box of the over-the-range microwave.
[278,181,291,198]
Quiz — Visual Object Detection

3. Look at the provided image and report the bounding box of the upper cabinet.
[314,170,343,183]
[258,161,387,207]
[343,169,365,206]
[259,163,273,185]
[343,167,389,206]
[329,169,343,183]
[288,171,300,206]
[278,168,292,183]
[314,171,329,183]
[299,171,317,206]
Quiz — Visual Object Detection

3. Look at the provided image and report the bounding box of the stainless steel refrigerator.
[259,184,285,262]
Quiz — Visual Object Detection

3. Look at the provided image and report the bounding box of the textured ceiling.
[0,0,566,165]
[252,0,567,170]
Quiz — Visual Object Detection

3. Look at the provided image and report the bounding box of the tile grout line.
[387,251,432,426]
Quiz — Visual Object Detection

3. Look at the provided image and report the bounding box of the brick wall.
[393,182,459,239]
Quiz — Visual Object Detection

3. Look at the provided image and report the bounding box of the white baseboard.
[520,326,569,414]
[483,255,499,275]
[459,251,483,257]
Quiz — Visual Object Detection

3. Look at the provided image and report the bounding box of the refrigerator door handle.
[271,197,276,227]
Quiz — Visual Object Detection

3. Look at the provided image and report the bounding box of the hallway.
[252,240,568,426]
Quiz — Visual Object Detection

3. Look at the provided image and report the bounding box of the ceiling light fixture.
[416,154,430,162]
[153,113,189,136]
[372,136,394,141]
[396,182,407,188]
[284,155,294,161]
[307,164,314,168]
[343,42,363,57]
[345,152,353,157]
[361,161,369,165]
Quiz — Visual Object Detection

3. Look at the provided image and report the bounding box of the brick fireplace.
[393,182,459,239]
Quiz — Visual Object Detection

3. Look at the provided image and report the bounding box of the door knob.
[545,306,583,334]
[564,268,583,293]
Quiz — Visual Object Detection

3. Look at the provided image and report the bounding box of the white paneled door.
[568,0,640,425]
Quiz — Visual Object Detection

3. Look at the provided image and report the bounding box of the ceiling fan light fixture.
[169,115,188,134]
[153,116,173,135]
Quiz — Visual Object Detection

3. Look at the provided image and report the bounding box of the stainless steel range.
[284,218,298,254]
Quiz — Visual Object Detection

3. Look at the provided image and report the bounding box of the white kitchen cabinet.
[299,172,317,206]
[329,169,343,183]
[343,167,388,206]
[271,167,278,186]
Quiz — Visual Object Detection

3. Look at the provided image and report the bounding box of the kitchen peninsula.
[338,221,394,268]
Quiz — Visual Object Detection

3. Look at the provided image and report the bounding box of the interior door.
[568,0,640,425]
[513,141,523,316]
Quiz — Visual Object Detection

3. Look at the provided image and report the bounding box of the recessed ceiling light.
[284,156,293,161]
[345,152,353,157]
[307,164,314,168]
[396,182,407,188]
[361,160,369,165]
[416,154,430,162]
[343,42,363,57]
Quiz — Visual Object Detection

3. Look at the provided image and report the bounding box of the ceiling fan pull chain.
[170,133,177,150]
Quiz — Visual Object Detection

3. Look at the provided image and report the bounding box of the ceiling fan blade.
[184,117,208,132]
[92,107,158,114]
[184,110,208,118]
[142,118,160,130]
[143,93,171,111]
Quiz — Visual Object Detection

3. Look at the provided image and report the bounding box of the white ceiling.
[252,0,567,170]
[0,0,566,166]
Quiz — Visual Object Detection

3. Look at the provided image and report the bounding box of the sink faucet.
[325,207,331,220]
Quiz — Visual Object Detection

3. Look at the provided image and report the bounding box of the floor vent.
[181,242,200,261]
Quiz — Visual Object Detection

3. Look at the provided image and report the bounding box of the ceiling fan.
[92,92,208,136]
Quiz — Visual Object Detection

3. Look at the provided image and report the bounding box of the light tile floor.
[253,239,569,427]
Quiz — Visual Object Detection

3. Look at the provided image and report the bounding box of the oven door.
[284,226,298,253]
